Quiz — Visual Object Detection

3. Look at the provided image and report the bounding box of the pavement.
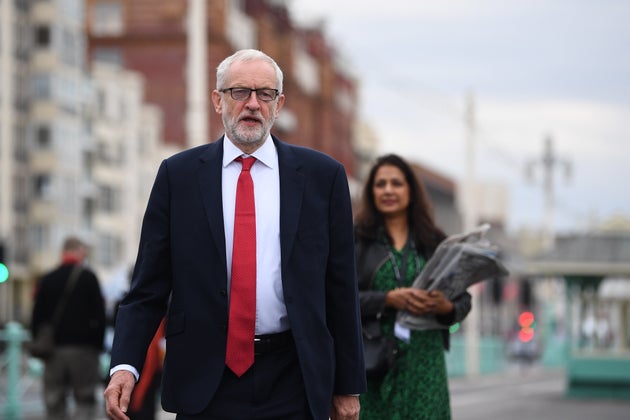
[4,364,630,419]
[2,380,174,420]
[449,365,630,420]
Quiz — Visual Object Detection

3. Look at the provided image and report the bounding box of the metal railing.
[0,322,43,420]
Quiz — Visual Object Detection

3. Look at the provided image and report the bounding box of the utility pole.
[462,91,480,376]
[186,0,209,148]
[526,135,571,249]
[463,91,477,233]
[0,0,15,322]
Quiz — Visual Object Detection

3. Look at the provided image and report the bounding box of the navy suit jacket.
[110,136,366,418]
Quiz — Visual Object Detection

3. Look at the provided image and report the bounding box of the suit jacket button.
[220,288,227,296]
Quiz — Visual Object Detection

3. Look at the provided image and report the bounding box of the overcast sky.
[286,0,630,234]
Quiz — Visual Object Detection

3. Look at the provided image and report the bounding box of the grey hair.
[216,49,284,93]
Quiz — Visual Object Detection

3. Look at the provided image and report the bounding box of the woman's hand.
[386,288,453,316]
[427,290,454,315]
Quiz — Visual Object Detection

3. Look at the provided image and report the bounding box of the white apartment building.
[90,62,177,310]
[27,0,95,271]
[0,0,177,323]
[1,0,35,321]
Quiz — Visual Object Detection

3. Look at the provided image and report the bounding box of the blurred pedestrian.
[354,154,472,419]
[31,236,107,420]
[104,49,366,420]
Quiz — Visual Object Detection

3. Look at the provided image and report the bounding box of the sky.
[287,0,630,234]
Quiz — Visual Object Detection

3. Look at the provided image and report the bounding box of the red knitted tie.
[226,156,257,377]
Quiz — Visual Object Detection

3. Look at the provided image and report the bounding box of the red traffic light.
[517,311,535,342]
[518,311,535,328]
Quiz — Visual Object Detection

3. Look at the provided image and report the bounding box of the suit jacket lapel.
[197,138,227,270]
[275,137,304,271]
[196,136,303,276]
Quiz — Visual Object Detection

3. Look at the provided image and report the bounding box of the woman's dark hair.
[354,154,445,257]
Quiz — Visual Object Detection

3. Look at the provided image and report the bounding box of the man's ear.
[211,90,223,114]
[274,94,285,117]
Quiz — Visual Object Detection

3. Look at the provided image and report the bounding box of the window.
[96,89,106,116]
[98,234,122,266]
[33,174,52,199]
[91,1,124,36]
[14,226,28,264]
[60,29,80,66]
[14,175,28,212]
[15,21,30,59]
[56,73,79,114]
[59,0,83,22]
[96,140,114,163]
[31,225,51,253]
[83,151,95,181]
[35,126,52,149]
[93,47,122,67]
[14,70,29,110]
[14,126,28,162]
[32,74,51,99]
[15,0,29,12]
[98,185,120,212]
[83,197,96,229]
[34,25,51,47]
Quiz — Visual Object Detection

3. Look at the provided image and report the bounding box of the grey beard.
[224,115,275,147]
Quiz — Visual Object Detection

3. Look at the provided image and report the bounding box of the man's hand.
[104,370,136,420]
[330,394,360,420]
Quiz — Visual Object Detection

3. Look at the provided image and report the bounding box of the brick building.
[86,0,358,176]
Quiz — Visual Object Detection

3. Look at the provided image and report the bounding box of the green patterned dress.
[360,245,452,420]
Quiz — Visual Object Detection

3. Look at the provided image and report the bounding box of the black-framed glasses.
[220,87,279,102]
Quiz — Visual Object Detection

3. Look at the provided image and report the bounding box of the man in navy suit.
[104,49,366,420]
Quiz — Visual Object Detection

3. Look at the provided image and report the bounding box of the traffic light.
[490,277,503,305]
[519,279,532,308]
[0,242,8,283]
[517,311,536,342]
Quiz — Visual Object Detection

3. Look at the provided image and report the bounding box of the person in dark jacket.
[355,154,472,419]
[104,49,365,420]
[31,236,106,420]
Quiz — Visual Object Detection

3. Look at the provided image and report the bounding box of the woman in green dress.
[355,154,472,419]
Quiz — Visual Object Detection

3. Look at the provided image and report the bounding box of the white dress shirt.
[222,135,288,335]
